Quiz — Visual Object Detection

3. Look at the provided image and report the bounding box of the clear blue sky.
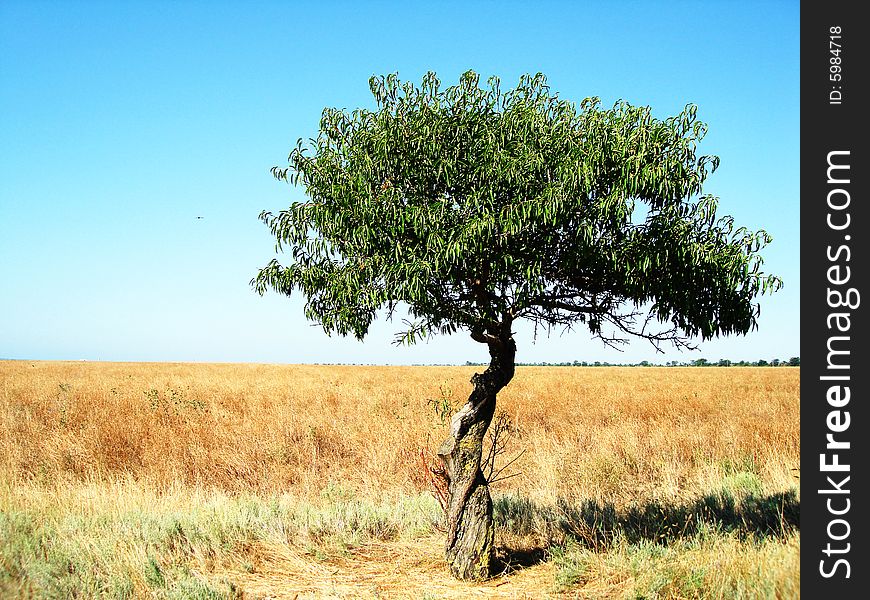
[1,1,799,365]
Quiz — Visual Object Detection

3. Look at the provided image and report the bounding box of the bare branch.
[489,448,526,484]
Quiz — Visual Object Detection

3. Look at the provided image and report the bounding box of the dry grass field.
[0,361,799,598]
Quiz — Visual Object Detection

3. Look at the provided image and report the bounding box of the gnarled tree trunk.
[438,335,516,580]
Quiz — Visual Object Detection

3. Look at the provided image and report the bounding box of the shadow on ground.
[492,488,799,572]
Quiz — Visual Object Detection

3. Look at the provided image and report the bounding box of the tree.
[252,71,781,580]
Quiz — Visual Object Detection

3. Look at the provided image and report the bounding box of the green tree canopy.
[254,71,781,352]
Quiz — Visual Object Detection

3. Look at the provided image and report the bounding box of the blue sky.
[0,1,799,365]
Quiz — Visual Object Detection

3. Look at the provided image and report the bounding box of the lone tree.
[253,71,781,580]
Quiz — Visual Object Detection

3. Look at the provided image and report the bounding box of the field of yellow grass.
[1,361,799,598]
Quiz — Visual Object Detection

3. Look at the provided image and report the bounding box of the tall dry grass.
[1,361,799,505]
[0,361,800,598]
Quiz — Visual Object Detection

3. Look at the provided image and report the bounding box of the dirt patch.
[217,536,558,599]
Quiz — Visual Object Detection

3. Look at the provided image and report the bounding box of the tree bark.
[438,334,516,580]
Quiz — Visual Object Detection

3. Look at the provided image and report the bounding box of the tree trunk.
[438,335,516,580]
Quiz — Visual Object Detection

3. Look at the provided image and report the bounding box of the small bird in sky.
[196,216,204,220]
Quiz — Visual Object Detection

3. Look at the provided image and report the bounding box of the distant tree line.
[465,357,800,367]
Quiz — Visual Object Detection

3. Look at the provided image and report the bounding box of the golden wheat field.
[0,361,799,599]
